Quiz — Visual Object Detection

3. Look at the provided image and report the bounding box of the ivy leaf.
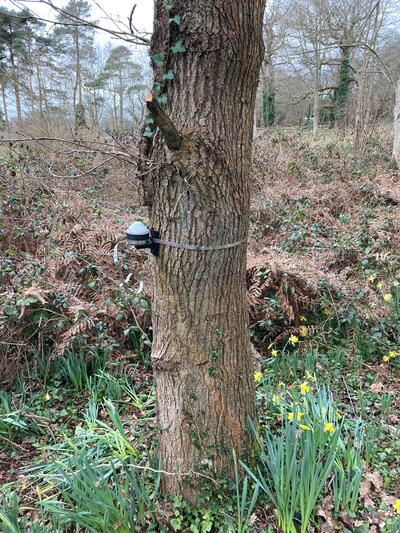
[162,70,175,81]
[152,82,161,92]
[164,1,173,11]
[169,15,181,25]
[171,40,186,54]
[145,116,154,125]
[143,127,154,138]
[16,296,39,307]
[170,518,181,532]
[151,52,166,67]
[157,94,168,105]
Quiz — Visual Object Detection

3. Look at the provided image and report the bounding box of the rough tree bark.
[143,0,265,499]
[394,78,400,169]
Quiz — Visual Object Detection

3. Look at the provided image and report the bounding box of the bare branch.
[4,0,151,46]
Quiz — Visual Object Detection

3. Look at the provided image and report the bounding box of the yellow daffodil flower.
[44,392,51,402]
[299,326,308,337]
[299,424,311,431]
[288,411,304,422]
[305,370,314,381]
[324,422,334,433]
[271,349,278,357]
[299,315,307,322]
[394,499,400,515]
[289,335,299,346]
[383,355,390,363]
[300,381,310,394]
[376,282,383,289]
[254,371,263,383]
[389,351,398,358]
[272,394,280,405]
[384,293,392,302]
[368,275,375,282]
[336,412,342,419]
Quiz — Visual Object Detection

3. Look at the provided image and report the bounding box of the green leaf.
[157,94,168,105]
[145,116,154,125]
[171,40,186,54]
[143,127,154,138]
[170,15,181,25]
[170,517,182,531]
[164,2,174,11]
[151,52,166,67]
[162,70,175,81]
[152,82,161,92]
[16,296,38,307]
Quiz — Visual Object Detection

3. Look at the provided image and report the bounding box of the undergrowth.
[1,128,400,531]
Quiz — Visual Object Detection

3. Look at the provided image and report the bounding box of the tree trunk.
[262,60,275,127]
[334,46,351,126]
[354,54,368,149]
[73,28,82,131]
[9,47,22,127]
[313,46,320,136]
[1,81,9,132]
[393,78,400,169]
[36,63,44,118]
[144,0,265,500]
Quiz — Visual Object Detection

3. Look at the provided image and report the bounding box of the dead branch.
[145,94,182,151]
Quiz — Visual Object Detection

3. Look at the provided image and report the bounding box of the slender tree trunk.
[144,0,265,500]
[9,47,22,127]
[313,46,320,136]
[334,46,351,126]
[1,81,10,132]
[73,28,81,131]
[119,89,124,130]
[36,63,44,117]
[262,59,275,127]
[393,78,400,169]
[354,54,368,149]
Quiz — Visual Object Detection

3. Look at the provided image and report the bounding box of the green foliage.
[144,126,154,137]
[39,457,159,532]
[333,46,351,123]
[163,70,175,81]
[57,349,107,391]
[332,422,364,514]
[262,79,275,127]
[244,387,362,533]
[0,391,42,443]
[151,52,166,67]
[170,15,182,25]
[227,450,260,533]
[171,40,187,54]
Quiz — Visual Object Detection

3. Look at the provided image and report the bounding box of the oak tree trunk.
[393,78,400,169]
[144,0,265,499]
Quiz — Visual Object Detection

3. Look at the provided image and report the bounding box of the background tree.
[101,45,144,131]
[0,46,9,131]
[261,1,292,127]
[0,8,36,127]
[53,0,95,130]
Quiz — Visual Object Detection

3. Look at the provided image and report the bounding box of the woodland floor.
[0,126,399,532]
